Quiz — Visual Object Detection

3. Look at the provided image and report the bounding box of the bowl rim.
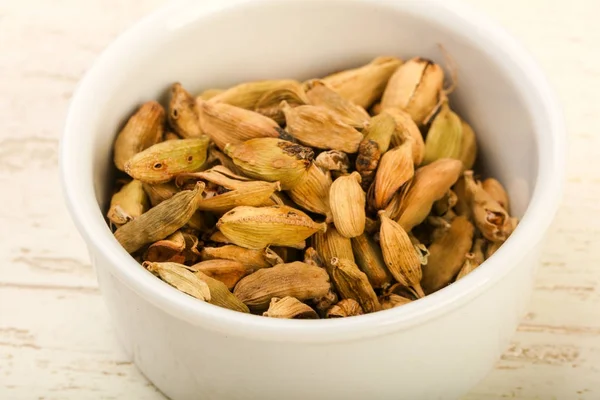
[60,0,566,343]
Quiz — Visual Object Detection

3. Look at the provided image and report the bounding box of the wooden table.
[0,0,595,398]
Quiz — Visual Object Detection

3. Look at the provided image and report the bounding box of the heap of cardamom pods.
[107,56,518,318]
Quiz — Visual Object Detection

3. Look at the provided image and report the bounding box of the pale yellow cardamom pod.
[190,259,253,290]
[263,296,318,319]
[197,181,281,214]
[395,158,463,231]
[422,102,463,165]
[314,150,351,173]
[281,102,363,153]
[233,261,331,311]
[379,293,412,310]
[216,205,326,250]
[313,225,355,273]
[114,182,205,253]
[207,145,244,175]
[198,100,281,151]
[330,258,381,313]
[145,261,211,301]
[254,81,309,124]
[351,234,393,289]
[196,88,223,101]
[355,112,395,190]
[287,163,333,222]
[124,137,210,184]
[113,101,165,171]
[482,177,510,212]
[372,141,414,209]
[305,80,370,129]
[329,171,366,238]
[194,269,250,313]
[421,216,474,293]
[169,83,203,138]
[200,245,281,269]
[322,56,403,109]
[224,138,313,190]
[378,212,425,298]
[209,79,299,110]
[380,57,444,126]
[326,298,364,318]
[384,108,425,165]
[107,180,149,226]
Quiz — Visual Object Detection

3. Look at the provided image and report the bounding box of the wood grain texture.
[0,0,597,399]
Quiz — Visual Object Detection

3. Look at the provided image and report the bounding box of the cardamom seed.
[329,171,366,238]
[263,296,318,319]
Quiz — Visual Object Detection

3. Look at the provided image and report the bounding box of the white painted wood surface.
[0,0,596,398]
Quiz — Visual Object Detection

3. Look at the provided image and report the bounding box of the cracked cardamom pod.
[113,101,165,171]
[145,261,210,301]
[254,81,309,124]
[281,102,363,153]
[372,141,414,209]
[197,181,281,214]
[200,245,282,269]
[322,56,403,109]
[385,108,425,165]
[351,233,392,289]
[233,261,331,311]
[263,296,318,319]
[378,212,425,298]
[305,80,370,129]
[394,158,463,231]
[314,150,351,173]
[190,259,253,290]
[313,225,354,273]
[194,269,250,313]
[330,258,381,313]
[355,112,395,189]
[421,216,474,293]
[326,298,364,318]
[107,180,148,226]
[423,102,463,165]
[145,230,201,264]
[216,205,326,249]
[482,178,509,212]
[380,294,412,310]
[198,100,281,151]
[224,138,313,190]
[209,79,299,109]
[329,171,366,238]
[464,171,514,242]
[287,163,333,222]
[124,137,210,184]
[114,182,205,253]
[380,57,444,125]
[169,83,203,138]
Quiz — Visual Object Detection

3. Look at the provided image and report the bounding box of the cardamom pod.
[209,230,233,245]
[263,296,318,319]
[287,163,333,222]
[114,182,204,253]
[326,298,363,318]
[209,79,299,109]
[207,145,244,175]
[459,120,477,170]
[198,100,280,151]
[169,83,203,138]
[145,261,210,301]
[455,253,478,281]
[305,80,370,129]
[486,240,502,259]
[197,181,281,214]
[452,174,471,218]
[233,261,331,311]
[433,190,458,216]
[314,150,351,173]
[186,211,214,232]
[224,138,313,190]
[330,258,381,313]
[164,131,181,141]
[113,101,164,171]
[378,212,425,298]
[254,81,309,124]
[380,294,412,310]
[351,234,393,289]
[216,205,326,249]
[303,247,325,268]
[384,108,425,165]
[190,259,253,290]
[329,171,366,238]
[395,158,463,231]
[194,269,250,313]
[322,56,403,109]
[200,245,282,269]
[380,57,444,125]
[107,180,148,226]
[355,112,395,189]
[464,171,513,242]
[482,178,509,212]
[313,290,338,317]
[124,137,210,184]
[422,102,463,165]
[372,141,414,209]
[421,216,474,293]
[455,238,485,281]
[197,88,223,101]
[144,230,198,264]
[281,102,363,153]
[313,225,354,273]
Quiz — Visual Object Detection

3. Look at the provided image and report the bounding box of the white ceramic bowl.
[61,0,565,399]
